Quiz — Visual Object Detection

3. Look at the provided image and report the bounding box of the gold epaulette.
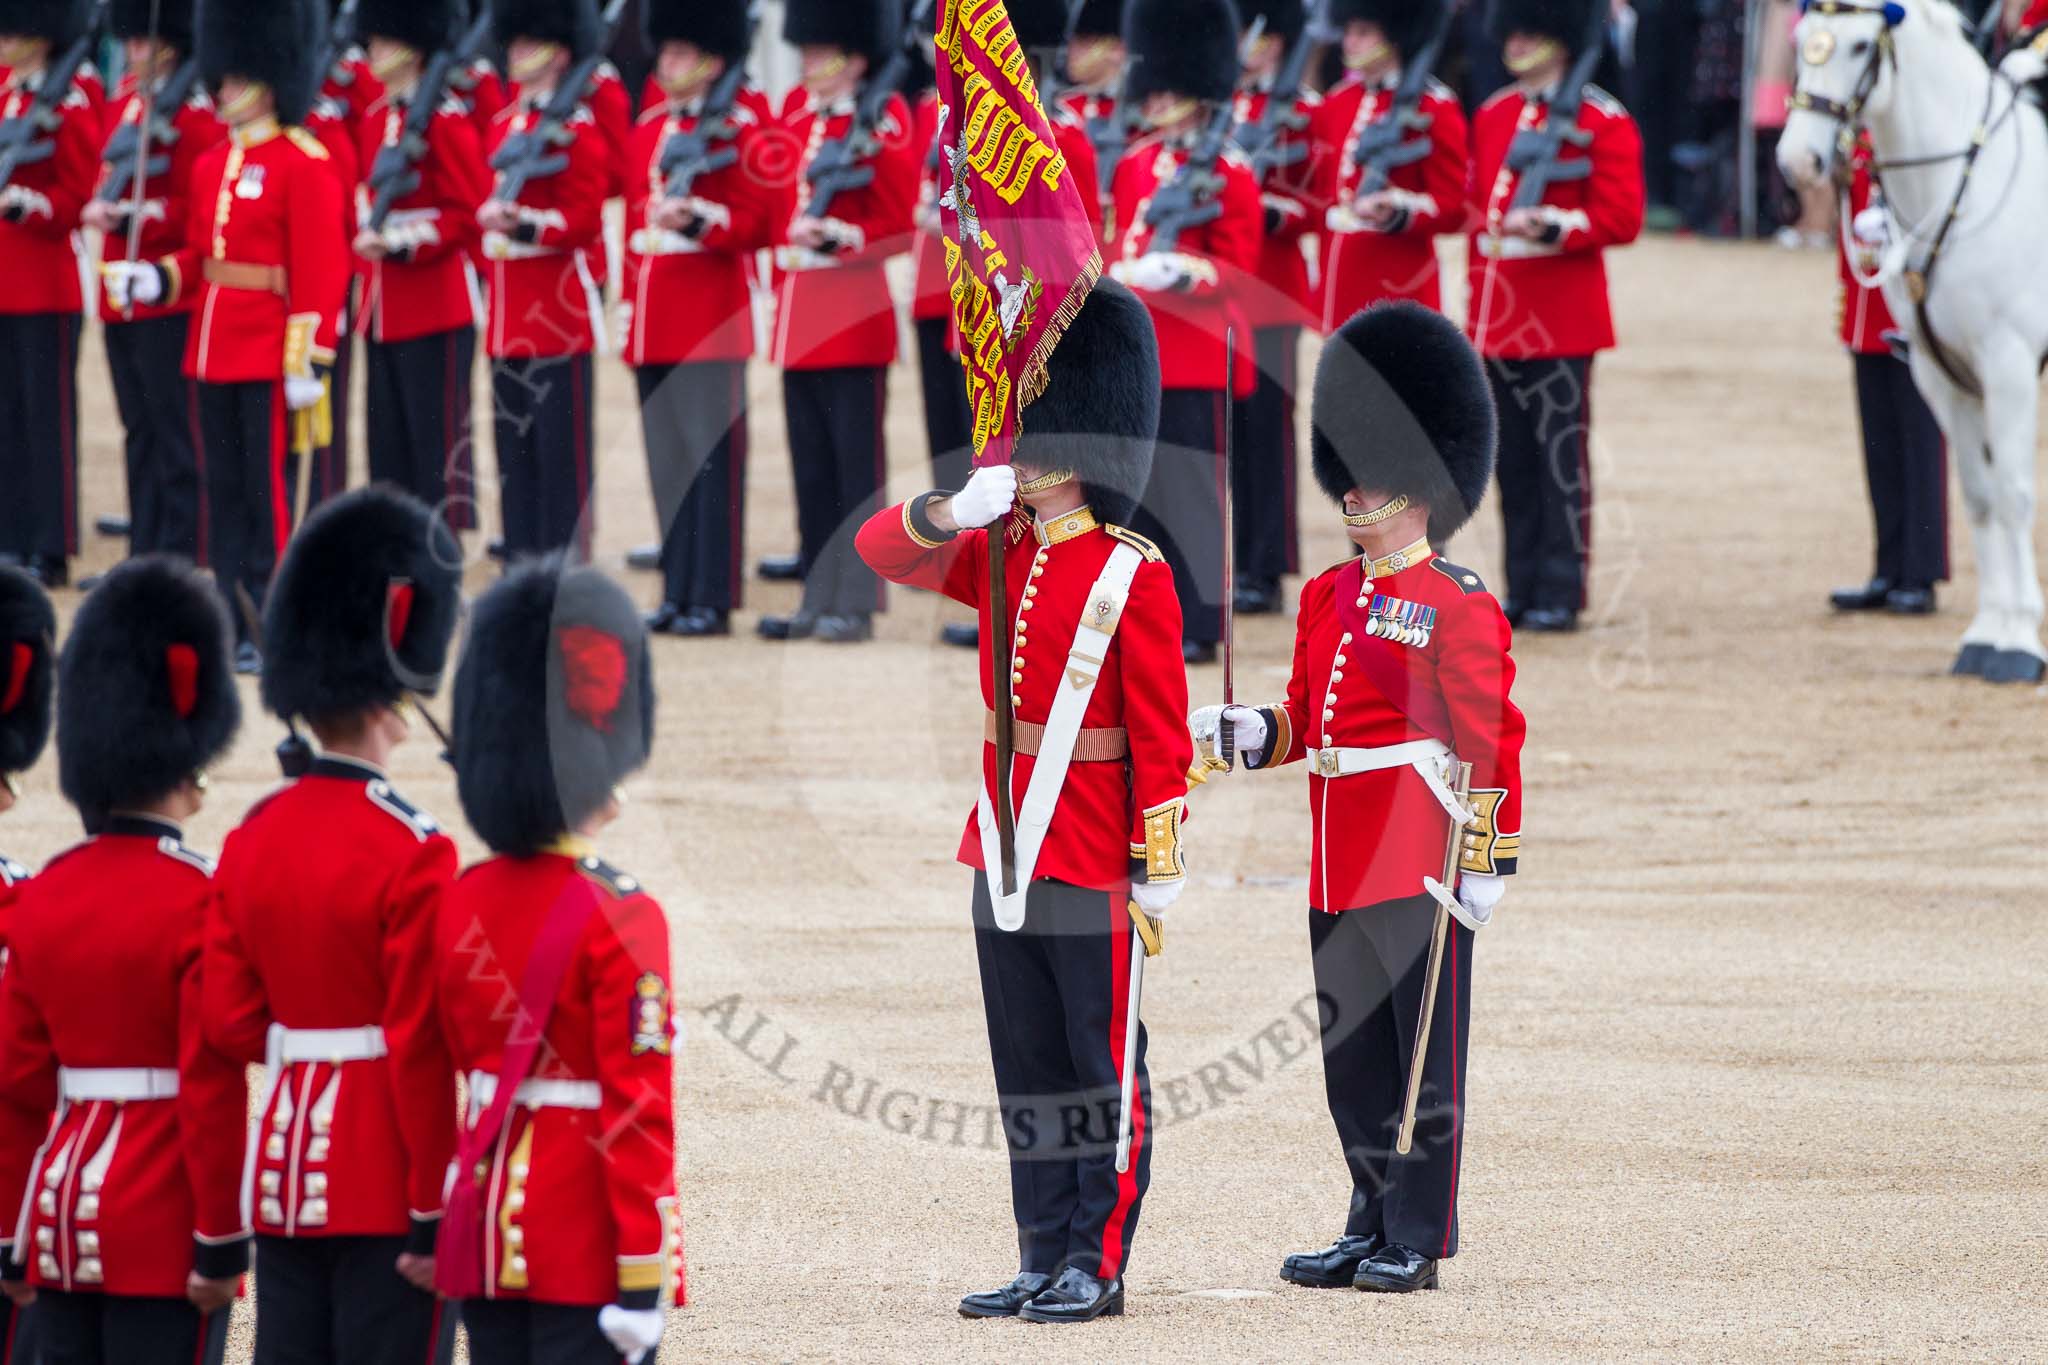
[286,126,330,161]
[1104,525,1164,562]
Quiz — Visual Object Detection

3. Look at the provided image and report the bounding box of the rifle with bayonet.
[804,0,936,225]
[655,13,760,200]
[94,56,200,207]
[1501,0,1610,211]
[0,0,109,192]
[488,0,631,204]
[1231,7,1331,180]
[1138,95,1236,255]
[1348,5,1450,198]
[365,5,495,232]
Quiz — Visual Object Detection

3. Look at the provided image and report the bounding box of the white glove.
[1451,873,1504,931]
[1132,879,1183,914]
[1190,704,1271,761]
[1999,43,2047,86]
[1120,251,1188,293]
[947,464,1019,529]
[284,375,326,413]
[102,261,164,310]
[597,1304,664,1364]
[1850,205,1890,250]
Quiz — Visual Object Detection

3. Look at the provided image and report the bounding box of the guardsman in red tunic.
[0,568,48,1360]
[352,0,489,527]
[0,0,98,588]
[1058,0,1130,213]
[1228,0,1333,619]
[1315,0,1470,323]
[856,283,1193,1325]
[480,0,612,562]
[505,29,633,311]
[87,0,224,565]
[1108,0,1263,664]
[102,0,351,675]
[1827,137,1947,616]
[626,0,776,639]
[435,561,681,1365]
[1465,0,1643,632]
[202,488,464,1365]
[318,2,384,143]
[1196,301,1524,1295]
[761,0,918,645]
[0,558,248,1363]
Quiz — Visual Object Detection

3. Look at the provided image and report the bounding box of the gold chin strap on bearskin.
[1343,493,1410,528]
[1017,467,1076,494]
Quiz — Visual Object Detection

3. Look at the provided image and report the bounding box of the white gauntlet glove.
[284,375,326,412]
[2000,43,2048,86]
[947,464,1019,529]
[101,260,165,310]
[1451,873,1504,931]
[1118,251,1188,293]
[597,1304,664,1364]
[1851,205,1890,251]
[1131,879,1183,914]
[1192,704,1270,763]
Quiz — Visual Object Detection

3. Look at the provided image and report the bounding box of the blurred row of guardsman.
[0,0,1644,662]
[0,489,681,1365]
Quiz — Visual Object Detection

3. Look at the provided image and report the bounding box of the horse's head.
[1778,0,1906,187]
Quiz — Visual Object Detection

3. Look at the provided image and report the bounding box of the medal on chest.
[234,163,267,200]
[1362,594,1436,647]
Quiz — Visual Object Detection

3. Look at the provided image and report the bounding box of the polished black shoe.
[756,612,817,641]
[813,612,873,643]
[958,1271,1053,1319]
[1829,576,1893,611]
[25,557,67,588]
[756,553,803,582]
[487,538,508,562]
[1353,1243,1439,1292]
[94,515,131,539]
[644,602,684,633]
[1233,580,1282,615]
[1520,606,1578,633]
[1183,640,1218,665]
[1884,584,1935,615]
[1280,1234,1383,1288]
[1018,1266,1124,1323]
[940,621,980,649]
[75,573,105,593]
[626,543,662,572]
[233,642,263,677]
[672,608,731,637]
[1502,599,1527,628]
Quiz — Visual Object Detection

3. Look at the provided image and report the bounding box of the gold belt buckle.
[1316,749,1341,778]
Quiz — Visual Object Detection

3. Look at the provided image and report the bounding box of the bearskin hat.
[111,0,195,52]
[57,558,240,829]
[1331,0,1445,61]
[1311,301,1497,543]
[0,567,55,782]
[1008,0,1074,52]
[358,0,462,54]
[645,0,752,60]
[784,0,901,66]
[1242,0,1307,44]
[1125,0,1242,104]
[199,0,327,124]
[1486,0,1601,54]
[452,559,655,858]
[0,0,87,44]
[260,486,464,727]
[1071,0,1124,38]
[1017,278,1160,528]
[493,0,603,59]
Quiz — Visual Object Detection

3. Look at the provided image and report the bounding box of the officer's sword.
[1394,760,1474,1155]
[1219,326,1236,767]
[1112,900,1160,1174]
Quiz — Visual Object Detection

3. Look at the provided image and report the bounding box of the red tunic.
[1245,552,1525,911]
[435,851,682,1309]
[203,757,457,1248]
[1059,87,1126,227]
[1838,144,1896,355]
[458,58,508,142]
[1316,75,1470,326]
[355,93,489,344]
[320,51,385,141]
[480,97,611,359]
[621,87,779,367]
[1465,83,1643,359]
[769,89,919,371]
[93,81,225,324]
[0,817,248,1297]
[1109,130,1263,394]
[0,67,97,315]
[856,503,1195,892]
[1228,83,1332,330]
[158,120,351,383]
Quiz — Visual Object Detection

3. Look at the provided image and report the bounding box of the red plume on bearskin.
[557,626,626,733]
[0,566,55,778]
[2,643,29,716]
[386,580,415,653]
[165,644,199,720]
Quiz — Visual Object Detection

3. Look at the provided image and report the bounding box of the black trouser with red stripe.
[636,360,747,613]
[1309,896,1474,1258]
[252,1234,446,1365]
[915,315,974,492]
[783,365,886,619]
[366,326,476,530]
[1490,355,1593,615]
[1136,388,1228,646]
[0,1296,40,1363]
[1853,351,1949,589]
[971,875,1151,1280]
[105,314,202,561]
[1232,325,1302,591]
[0,312,81,566]
[493,354,595,562]
[196,379,287,643]
[31,1290,228,1364]
[460,1299,615,1365]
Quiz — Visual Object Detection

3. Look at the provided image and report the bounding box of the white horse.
[1778,0,2048,684]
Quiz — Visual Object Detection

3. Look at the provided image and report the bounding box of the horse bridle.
[1788,0,1901,147]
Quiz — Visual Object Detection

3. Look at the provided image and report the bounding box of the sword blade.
[1219,327,1237,765]
[1113,929,1146,1174]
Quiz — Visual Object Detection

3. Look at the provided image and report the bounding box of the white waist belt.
[467,1070,601,1113]
[1306,738,1472,821]
[275,1025,389,1064]
[58,1066,179,1101]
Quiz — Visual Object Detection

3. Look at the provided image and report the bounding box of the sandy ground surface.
[6,233,2047,1361]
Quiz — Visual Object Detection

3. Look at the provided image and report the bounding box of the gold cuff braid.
[1140,798,1186,884]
